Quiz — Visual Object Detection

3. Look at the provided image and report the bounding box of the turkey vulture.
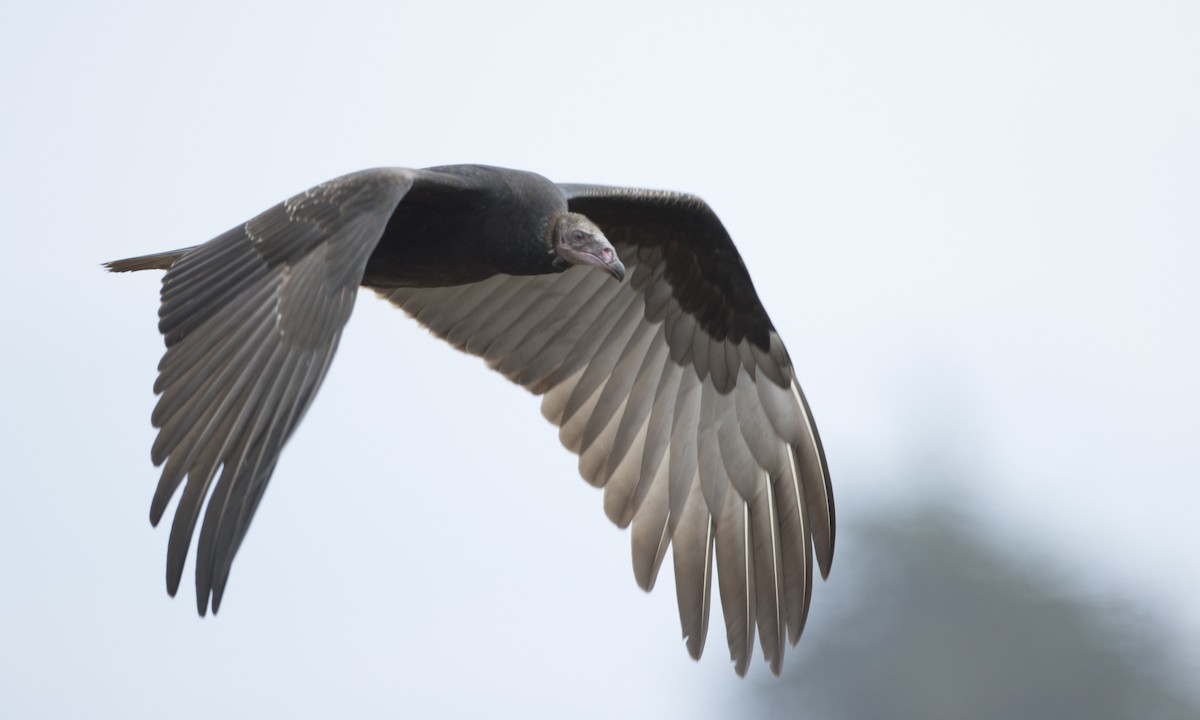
[107,165,834,676]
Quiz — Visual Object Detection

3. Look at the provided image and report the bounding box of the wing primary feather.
[755,372,805,446]
[210,341,338,613]
[715,387,761,502]
[163,338,293,597]
[732,367,786,478]
[150,319,283,522]
[192,344,303,612]
[791,381,836,579]
[750,476,785,675]
[157,236,260,311]
[151,448,189,526]
[715,497,756,677]
[153,270,281,397]
[777,446,812,646]
[165,453,225,598]
[158,252,267,342]
[672,477,713,660]
[151,298,280,463]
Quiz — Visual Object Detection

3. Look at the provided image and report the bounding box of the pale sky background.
[2,1,1197,717]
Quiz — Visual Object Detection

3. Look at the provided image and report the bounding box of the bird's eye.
[572,230,585,241]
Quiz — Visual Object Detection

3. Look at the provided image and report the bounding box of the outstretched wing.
[378,185,834,675]
[138,168,414,614]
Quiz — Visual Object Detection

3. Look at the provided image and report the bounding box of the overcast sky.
[3,1,1198,717]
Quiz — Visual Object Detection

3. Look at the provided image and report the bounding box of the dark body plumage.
[108,164,834,676]
[365,166,567,286]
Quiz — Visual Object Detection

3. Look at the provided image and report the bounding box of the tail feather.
[105,247,196,273]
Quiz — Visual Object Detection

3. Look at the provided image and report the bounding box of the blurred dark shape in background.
[747,501,1199,720]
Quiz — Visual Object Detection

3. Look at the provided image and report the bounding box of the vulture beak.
[602,255,626,282]
[579,241,624,281]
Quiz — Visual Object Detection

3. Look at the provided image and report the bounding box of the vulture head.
[550,212,625,280]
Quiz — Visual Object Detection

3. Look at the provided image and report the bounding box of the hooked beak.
[558,235,626,281]
[603,256,626,281]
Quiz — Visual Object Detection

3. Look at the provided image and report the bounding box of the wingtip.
[786,619,803,647]
[818,555,833,581]
[816,508,836,580]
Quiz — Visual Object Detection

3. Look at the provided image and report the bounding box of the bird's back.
[363,165,566,288]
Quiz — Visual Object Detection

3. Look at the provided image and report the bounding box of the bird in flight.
[107,165,834,676]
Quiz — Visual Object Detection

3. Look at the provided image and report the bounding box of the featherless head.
[550,212,625,281]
